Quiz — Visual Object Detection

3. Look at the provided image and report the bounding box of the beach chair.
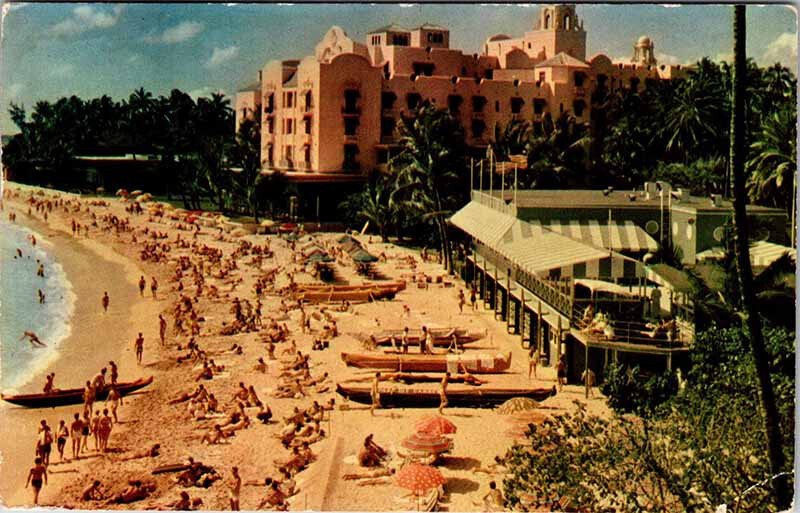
[421,488,440,512]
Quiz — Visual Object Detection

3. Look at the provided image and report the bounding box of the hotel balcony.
[574,86,586,98]
[278,159,294,170]
[342,106,361,116]
[344,133,358,143]
[297,161,311,171]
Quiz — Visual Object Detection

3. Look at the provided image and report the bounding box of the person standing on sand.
[102,291,109,313]
[91,411,102,452]
[81,412,91,452]
[70,413,83,460]
[159,314,167,346]
[25,457,47,505]
[438,373,450,415]
[150,277,158,299]
[83,381,96,418]
[458,290,465,313]
[138,276,146,297]
[370,372,381,416]
[229,466,242,511]
[556,355,567,392]
[36,421,53,466]
[470,287,477,311]
[134,332,144,365]
[107,386,123,423]
[528,346,539,380]
[56,420,69,462]
[98,409,113,452]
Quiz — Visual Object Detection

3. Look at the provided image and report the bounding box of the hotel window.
[267,118,274,134]
[266,145,273,164]
[630,77,640,90]
[344,117,359,136]
[381,91,397,110]
[510,97,524,114]
[285,145,293,161]
[471,119,486,138]
[392,34,409,46]
[412,62,435,77]
[303,118,311,135]
[343,89,360,113]
[284,92,294,109]
[406,93,422,110]
[265,93,275,113]
[533,98,546,114]
[484,69,493,80]
[574,72,585,87]
[304,91,313,111]
[381,117,395,137]
[285,119,294,134]
[471,95,487,112]
[494,100,500,113]
[538,72,545,84]
[426,32,444,44]
[573,100,586,117]
[303,145,311,164]
[377,148,390,164]
[447,95,463,115]
[343,144,359,170]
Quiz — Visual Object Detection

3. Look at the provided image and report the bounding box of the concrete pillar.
[520,292,527,347]
[536,301,543,358]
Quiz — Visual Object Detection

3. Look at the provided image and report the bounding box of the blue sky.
[1,3,796,134]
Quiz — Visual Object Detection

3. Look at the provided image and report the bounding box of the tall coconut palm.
[728,6,791,509]
[231,111,262,220]
[390,104,467,271]
[746,106,796,244]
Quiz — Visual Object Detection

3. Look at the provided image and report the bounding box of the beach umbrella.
[130,189,144,196]
[115,188,129,197]
[260,219,276,227]
[95,186,105,194]
[135,193,153,202]
[496,397,540,415]
[395,463,446,496]
[402,432,452,454]
[351,249,378,263]
[415,415,457,436]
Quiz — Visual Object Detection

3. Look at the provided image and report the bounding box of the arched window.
[564,15,571,30]
[544,14,550,29]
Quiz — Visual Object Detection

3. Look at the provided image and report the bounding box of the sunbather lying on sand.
[116,443,161,461]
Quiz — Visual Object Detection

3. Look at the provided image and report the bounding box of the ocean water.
[0,221,76,392]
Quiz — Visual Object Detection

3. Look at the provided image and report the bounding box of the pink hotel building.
[234,4,686,186]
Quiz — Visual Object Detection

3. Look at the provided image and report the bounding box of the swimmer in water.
[20,331,47,348]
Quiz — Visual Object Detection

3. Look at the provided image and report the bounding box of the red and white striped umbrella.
[402,432,452,454]
[415,415,457,436]
[395,463,446,495]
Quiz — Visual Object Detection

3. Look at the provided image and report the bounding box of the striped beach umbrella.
[402,432,452,454]
[395,463,446,495]
[415,415,457,436]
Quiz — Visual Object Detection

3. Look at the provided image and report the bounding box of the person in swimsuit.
[102,291,110,312]
[81,412,92,452]
[138,276,146,297]
[25,457,48,505]
[109,360,118,385]
[134,333,144,365]
[228,466,241,511]
[70,413,84,460]
[36,421,53,466]
[159,314,167,346]
[56,420,69,462]
[439,372,450,415]
[106,386,123,423]
[370,373,381,416]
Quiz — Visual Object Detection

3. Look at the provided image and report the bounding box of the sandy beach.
[1,182,610,511]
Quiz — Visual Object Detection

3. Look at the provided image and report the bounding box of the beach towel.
[480,354,494,369]
[446,354,459,374]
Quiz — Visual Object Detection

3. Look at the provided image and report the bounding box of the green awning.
[351,249,378,263]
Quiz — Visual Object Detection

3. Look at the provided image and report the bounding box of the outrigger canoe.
[336,383,556,408]
[295,281,406,292]
[1,376,154,408]
[341,352,512,373]
[370,328,485,347]
[339,372,485,386]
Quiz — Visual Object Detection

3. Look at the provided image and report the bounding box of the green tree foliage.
[504,326,795,513]
[600,363,678,417]
[390,103,467,270]
[230,111,263,221]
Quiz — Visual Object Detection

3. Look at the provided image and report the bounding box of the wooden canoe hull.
[339,373,484,386]
[297,287,398,303]
[296,281,406,292]
[1,376,154,408]
[371,328,484,347]
[340,352,511,374]
[336,383,556,408]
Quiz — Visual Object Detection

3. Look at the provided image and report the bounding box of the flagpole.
[514,164,518,205]
[479,160,484,192]
[470,158,474,193]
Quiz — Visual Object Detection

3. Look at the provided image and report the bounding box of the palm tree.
[356,175,395,241]
[196,92,234,211]
[524,112,590,188]
[728,6,791,509]
[231,112,262,220]
[746,106,796,244]
[390,104,467,271]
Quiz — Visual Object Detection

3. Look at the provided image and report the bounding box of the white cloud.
[144,21,204,44]
[188,86,227,100]
[204,46,239,68]
[714,52,733,64]
[50,5,123,36]
[761,32,797,71]
[5,83,23,100]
